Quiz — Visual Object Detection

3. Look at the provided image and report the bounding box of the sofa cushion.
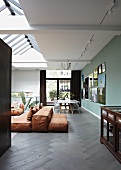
[11,108,23,116]
[11,112,31,132]
[27,107,39,121]
[32,106,53,131]
[27,109,33,121]
[49,117,68,132]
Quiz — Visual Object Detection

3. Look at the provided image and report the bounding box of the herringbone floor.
[0,108,121,170]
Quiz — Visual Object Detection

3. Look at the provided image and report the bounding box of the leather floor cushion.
[52,114,66,118]
[11,112,31,132]
[11,108,24,116]
[49,117,68,132]
[32,107,53,131]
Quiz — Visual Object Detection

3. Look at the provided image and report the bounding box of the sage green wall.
[81,35,121,116]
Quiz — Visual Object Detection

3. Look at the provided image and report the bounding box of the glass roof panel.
[9,1,24,15]
[15,0,20,3]
[0,33,41,55]
[28,35,36,40]
[0,34,9,39]
[12,39,29,51]
[9,34,25,46]
[0,7,10,16]
[13,43,30,55]
[12,48,45,62]
[0,0,24,16]
[0,0,5,6]
[4,34,19,43]
[19,47,31,55]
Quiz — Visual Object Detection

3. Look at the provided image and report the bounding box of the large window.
[46,70,71,105]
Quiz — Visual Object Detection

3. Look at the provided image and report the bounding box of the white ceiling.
[14,0,121,70]
[19,0,121,26]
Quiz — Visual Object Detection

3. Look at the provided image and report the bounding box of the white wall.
[12,70,40,96]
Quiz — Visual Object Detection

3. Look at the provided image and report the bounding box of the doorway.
[46,79,71,105]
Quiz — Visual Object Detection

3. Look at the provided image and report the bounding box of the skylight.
[0,34,41,55]
[0,0,5,6]
[0,0,46,69]
[0,0,24,15]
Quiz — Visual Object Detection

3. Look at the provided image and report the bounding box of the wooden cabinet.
[100,106,121,163]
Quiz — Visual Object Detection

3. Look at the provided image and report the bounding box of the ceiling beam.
[0,16,121,34]
[45,59,91,63]
[30,25,121,31]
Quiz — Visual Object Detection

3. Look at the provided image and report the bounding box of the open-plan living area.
[0,0,121,169]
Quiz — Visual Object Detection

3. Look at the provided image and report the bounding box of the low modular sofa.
[11,106,68,132]
[11,103,24,116]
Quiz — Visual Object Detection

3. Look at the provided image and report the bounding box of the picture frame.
[94,68,98,86]
[102,62,106,73]
[89,73,93,87]
[98,73,106,104]
[90,88,98,103]
[85,77,89,99]
[98,64,102,74]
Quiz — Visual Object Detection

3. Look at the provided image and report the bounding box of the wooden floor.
[0,108,121,170]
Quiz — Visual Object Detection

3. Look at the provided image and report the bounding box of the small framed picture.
[98,65,102,74]
[102,62,106,73]
[94,68,98,86]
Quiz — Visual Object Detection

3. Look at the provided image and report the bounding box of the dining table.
[57,99,79,114]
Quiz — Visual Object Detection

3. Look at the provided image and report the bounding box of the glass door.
[46,80,57,105]
[46,79,71,105]
[59,80,70,99]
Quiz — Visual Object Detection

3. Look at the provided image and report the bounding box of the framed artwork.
[85,77,89,99]
[90,88,98,103]
[81,89,83,99]
[82,74,84,82]
[83,62,106,104]
[98,64,102,74]
[89,73,93,87]
[98,73,105,88]
[94,68,98,87]
[98,73,106,104]
[102,62,106,73]
[83,82,85,88]
[83,88,85,99]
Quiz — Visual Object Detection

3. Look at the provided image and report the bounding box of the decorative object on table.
[59,92,75,100]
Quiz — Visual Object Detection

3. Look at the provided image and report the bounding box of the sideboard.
[100,106,121,163]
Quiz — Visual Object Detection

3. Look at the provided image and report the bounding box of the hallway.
[0,108,120,170]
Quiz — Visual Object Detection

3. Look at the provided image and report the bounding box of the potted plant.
[20,91,33,110]
[70,92,75,100]
[49,90,57,101]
